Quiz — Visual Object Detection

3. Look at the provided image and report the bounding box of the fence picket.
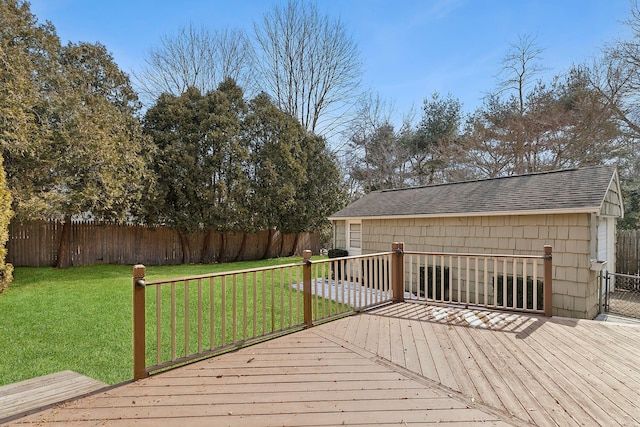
[617,230,640,274]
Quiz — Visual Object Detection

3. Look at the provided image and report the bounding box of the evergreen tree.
[295,134,348,249]
[1,1,152,267]
[405,92,464,185]
[143,80,249,262]
[1,0,60,210]
[50,42,152,267]
[244,92,306,257]
[0,155,13,293]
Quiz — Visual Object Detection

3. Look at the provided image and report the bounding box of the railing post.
[544,245,553,317]
[303,250,313,328]
[392,242,405,303]
[133,264,148,380]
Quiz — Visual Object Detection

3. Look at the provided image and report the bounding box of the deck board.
[399,317,421,374]
[491,323,578,427]
[523,323,637,425]
[557,332,640,403]
[506,324,600,426]
[429,316,474,393]
[474,326,541,421]
[417,314,459,389]
[316,303,640,427]
[409,316,438,380]
[376,312,392,361]
[388,315,405,367]
[541,323,639,409]
[364,311,380,352]
[7,317,516,426]
[452,323,519,417]
[7,302,640,426]
[479,325,572,427]
[0,370,107,423]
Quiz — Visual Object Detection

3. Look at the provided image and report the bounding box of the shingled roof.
[329,165,621,219]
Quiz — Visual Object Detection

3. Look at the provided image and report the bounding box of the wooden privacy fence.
[133,242,552,379]
[7,220,320,267]
[617,229,640,275]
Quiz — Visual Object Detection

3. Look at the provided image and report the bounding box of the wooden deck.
[0,371,107,423]
[6,302,640,426]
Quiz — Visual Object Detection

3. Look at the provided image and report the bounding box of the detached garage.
[329,165,623,319]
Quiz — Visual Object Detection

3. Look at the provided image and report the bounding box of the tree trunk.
[234,232,248,262]
[218,232,226,263]
[278,231,285,257]
[55,215,72,268]
[290,232,301,256]
[178,230,191,264]
[200,229,212,264]
[262,229,274,260]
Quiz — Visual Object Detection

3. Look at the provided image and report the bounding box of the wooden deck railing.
[133,243,552,379]
[403,246,552,315]
[304,251,394,324]
[133,248,399,379]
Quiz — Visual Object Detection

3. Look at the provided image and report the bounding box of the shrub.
[419,266,450,300]
[328,248,348,258]
[496,275,544,310]
[328,249,348,280]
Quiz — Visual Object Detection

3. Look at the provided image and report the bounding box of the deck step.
[0,370,107,422]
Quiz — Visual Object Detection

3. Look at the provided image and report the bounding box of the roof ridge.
[379,165,613,193]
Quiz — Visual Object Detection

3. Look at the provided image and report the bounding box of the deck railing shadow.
[133,242,553,379]
[367,300,545,336]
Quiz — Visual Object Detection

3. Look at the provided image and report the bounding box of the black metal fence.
[604,272,640,319]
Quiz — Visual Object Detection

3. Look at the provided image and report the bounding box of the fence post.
[133,264,148,380]
[392,242,405,303]
[544,246,553,317]
[303,250,313,328]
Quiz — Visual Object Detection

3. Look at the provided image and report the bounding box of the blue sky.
[29,0,633,120]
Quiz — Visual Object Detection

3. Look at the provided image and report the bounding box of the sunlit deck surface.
[7,302,640,426]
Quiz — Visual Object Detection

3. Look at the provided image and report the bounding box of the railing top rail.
[607,271,640,279]
[145,252,396,286]
[404,250,545,260]
[313,252,394,263]
[145,261,303,286]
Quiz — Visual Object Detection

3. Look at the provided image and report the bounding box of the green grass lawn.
[0,257,306,387]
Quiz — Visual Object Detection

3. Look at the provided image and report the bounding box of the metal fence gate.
[604,272,640,319]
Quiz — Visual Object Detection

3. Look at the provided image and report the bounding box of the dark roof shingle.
[330,165,618,219]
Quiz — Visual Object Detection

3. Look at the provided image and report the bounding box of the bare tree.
[578,2,640,144]
[253,0,363,137]
[134,23,256,106]
[466,69,621,178]
[475,34,548,175]
[497,34,547,115]
[464,31,623,179]
[583,0,640,228]
[343,92,408,195]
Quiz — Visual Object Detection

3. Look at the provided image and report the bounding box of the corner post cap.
[392,242,404,252]
[133,264,145,279]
